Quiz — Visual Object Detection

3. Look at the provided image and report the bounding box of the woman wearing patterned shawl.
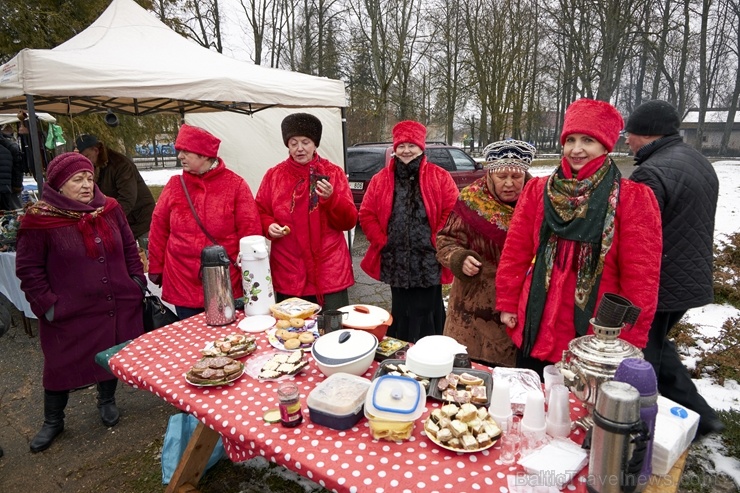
[436,140,535,367]
[496,99,662,377]
[256,113,357,310]
[16,152,144,452]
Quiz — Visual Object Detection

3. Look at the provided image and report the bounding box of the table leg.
[165,421,221,493]
[22,315,34,337]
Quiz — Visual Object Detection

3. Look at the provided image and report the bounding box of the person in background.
[626,100,724,437]
[15,152,144,453]
[147,124,261,320]
[436,140,535,367]
[75,134,155,250]
[255,113,356,310]
[359,120,458,343]
[496,98,663,377]
[0,130,23,210]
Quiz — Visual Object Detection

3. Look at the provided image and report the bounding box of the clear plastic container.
[364,375,425,441]
[307,373,372,430]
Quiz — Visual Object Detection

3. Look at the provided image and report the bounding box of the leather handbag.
[133,277,179,332]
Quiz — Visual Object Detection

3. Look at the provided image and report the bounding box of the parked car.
[346,142,485,211]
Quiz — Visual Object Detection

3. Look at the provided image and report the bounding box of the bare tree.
[177,0,225,52]
[720,0,740,155]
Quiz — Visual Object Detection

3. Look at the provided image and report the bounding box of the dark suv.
[346,142,485,211]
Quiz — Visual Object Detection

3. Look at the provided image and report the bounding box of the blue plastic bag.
[161,413,226,484]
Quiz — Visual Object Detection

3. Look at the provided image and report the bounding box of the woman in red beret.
[16,152,145,452]
[495,98,663,376]
[147,124,261,319]
[255,113,357,310]
[359,120,458,343]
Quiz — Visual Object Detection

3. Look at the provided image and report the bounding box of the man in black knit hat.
[626,100,724,438]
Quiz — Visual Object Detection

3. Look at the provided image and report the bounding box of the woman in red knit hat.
[148,124,261,319]
[495,98,663,376]
[359,120,458,343]
[16,152,145,452]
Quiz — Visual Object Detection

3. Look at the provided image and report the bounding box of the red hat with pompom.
[175,124,221,158]
[392,120,427,151]
[560,98,623,152]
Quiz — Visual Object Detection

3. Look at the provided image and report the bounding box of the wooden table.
[109,313,686,493]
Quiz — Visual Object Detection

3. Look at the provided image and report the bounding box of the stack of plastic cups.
[546,383,572,438]
[521,390,547,442]
[543,365,565,404]
[489,379,512,433]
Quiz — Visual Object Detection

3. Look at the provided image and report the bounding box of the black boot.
[30,390,68,453]
[97,379,120,427]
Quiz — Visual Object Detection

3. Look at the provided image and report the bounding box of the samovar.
[557,293,643,429]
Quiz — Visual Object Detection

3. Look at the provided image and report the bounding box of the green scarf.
[522,157,620,357]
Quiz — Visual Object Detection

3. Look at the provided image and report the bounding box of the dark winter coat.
[359,155,458,284]
[148,160,261,308]
[630,135,719,311]
[0,136,23,193]
[15,185,145,391]
[255,154,357,298]
[95,149,156,238]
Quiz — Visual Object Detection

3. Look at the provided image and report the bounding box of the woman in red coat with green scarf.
[16,152,145,453]
[256,113,357,310]
[496,98,662,377]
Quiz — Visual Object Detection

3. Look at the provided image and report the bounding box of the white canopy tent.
[0,0,347,188]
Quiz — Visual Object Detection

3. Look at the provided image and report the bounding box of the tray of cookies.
[266,318,319,351]
[245,350,309,380]
[423,403,501,453]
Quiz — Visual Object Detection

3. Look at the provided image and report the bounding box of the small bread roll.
[282,331,299,340]
[298,332,315,344]
[282,225,291,235]
[289,318,305,328]
[284,338,301,350]
[275,320,291,329]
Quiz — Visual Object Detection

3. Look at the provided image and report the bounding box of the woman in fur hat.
[495,99,663,376]
[255,113,357,310]
[148,124,261,319]
[436,140,535,367]
[359,120,458,343]
[15,152,145,452]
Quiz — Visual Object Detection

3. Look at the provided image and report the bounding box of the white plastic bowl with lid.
[406,335,467,378]
[311,329,378,377]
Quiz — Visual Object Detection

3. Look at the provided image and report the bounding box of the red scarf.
[20,184,119,258]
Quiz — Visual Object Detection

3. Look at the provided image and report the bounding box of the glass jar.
[277,382,303,427]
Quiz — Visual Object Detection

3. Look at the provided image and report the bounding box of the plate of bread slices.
[185,356,245,387]
[423,403,502,453]
[246,350,309,380]
[429,369,493,407]
[200,333,257,359]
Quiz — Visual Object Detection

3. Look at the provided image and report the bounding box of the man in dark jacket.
[626,100,724,437]
[76,135,155,248]
[0,133,23,210]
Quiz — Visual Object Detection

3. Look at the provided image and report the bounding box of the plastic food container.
[307,373,372,430]
[364,375,425,441]
[406,335,467,378]
[337,304,392,341]
[311,329,378,377]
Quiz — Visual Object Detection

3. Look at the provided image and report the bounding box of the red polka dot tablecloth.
[109,313,591,493]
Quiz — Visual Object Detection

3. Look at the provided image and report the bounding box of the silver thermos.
[588,381,650,493]
[201,245,236,326]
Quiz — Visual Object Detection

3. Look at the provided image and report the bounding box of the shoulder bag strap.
[180,174,219,244]
[179,174,238,268]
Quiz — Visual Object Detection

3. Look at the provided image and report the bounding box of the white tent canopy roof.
[0,0,346,116]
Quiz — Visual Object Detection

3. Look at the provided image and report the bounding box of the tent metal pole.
[25,95,46,196]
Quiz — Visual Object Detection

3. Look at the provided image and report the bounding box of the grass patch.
[149,185,164,202]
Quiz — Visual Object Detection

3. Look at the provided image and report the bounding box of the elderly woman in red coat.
[495,98,663,377]
[16,152,145,453]
[148,124,261,319]
[359,120,458,343]
[256,113,357,310]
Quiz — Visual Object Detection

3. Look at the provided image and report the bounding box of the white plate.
[266,320,319,351]
[238,315,276,333]
[426,428,498,454]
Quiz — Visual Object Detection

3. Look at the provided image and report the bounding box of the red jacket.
[495,175,662,363]
[255,154,357,297]
[359,156,458,284]
[148,161,261,308]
